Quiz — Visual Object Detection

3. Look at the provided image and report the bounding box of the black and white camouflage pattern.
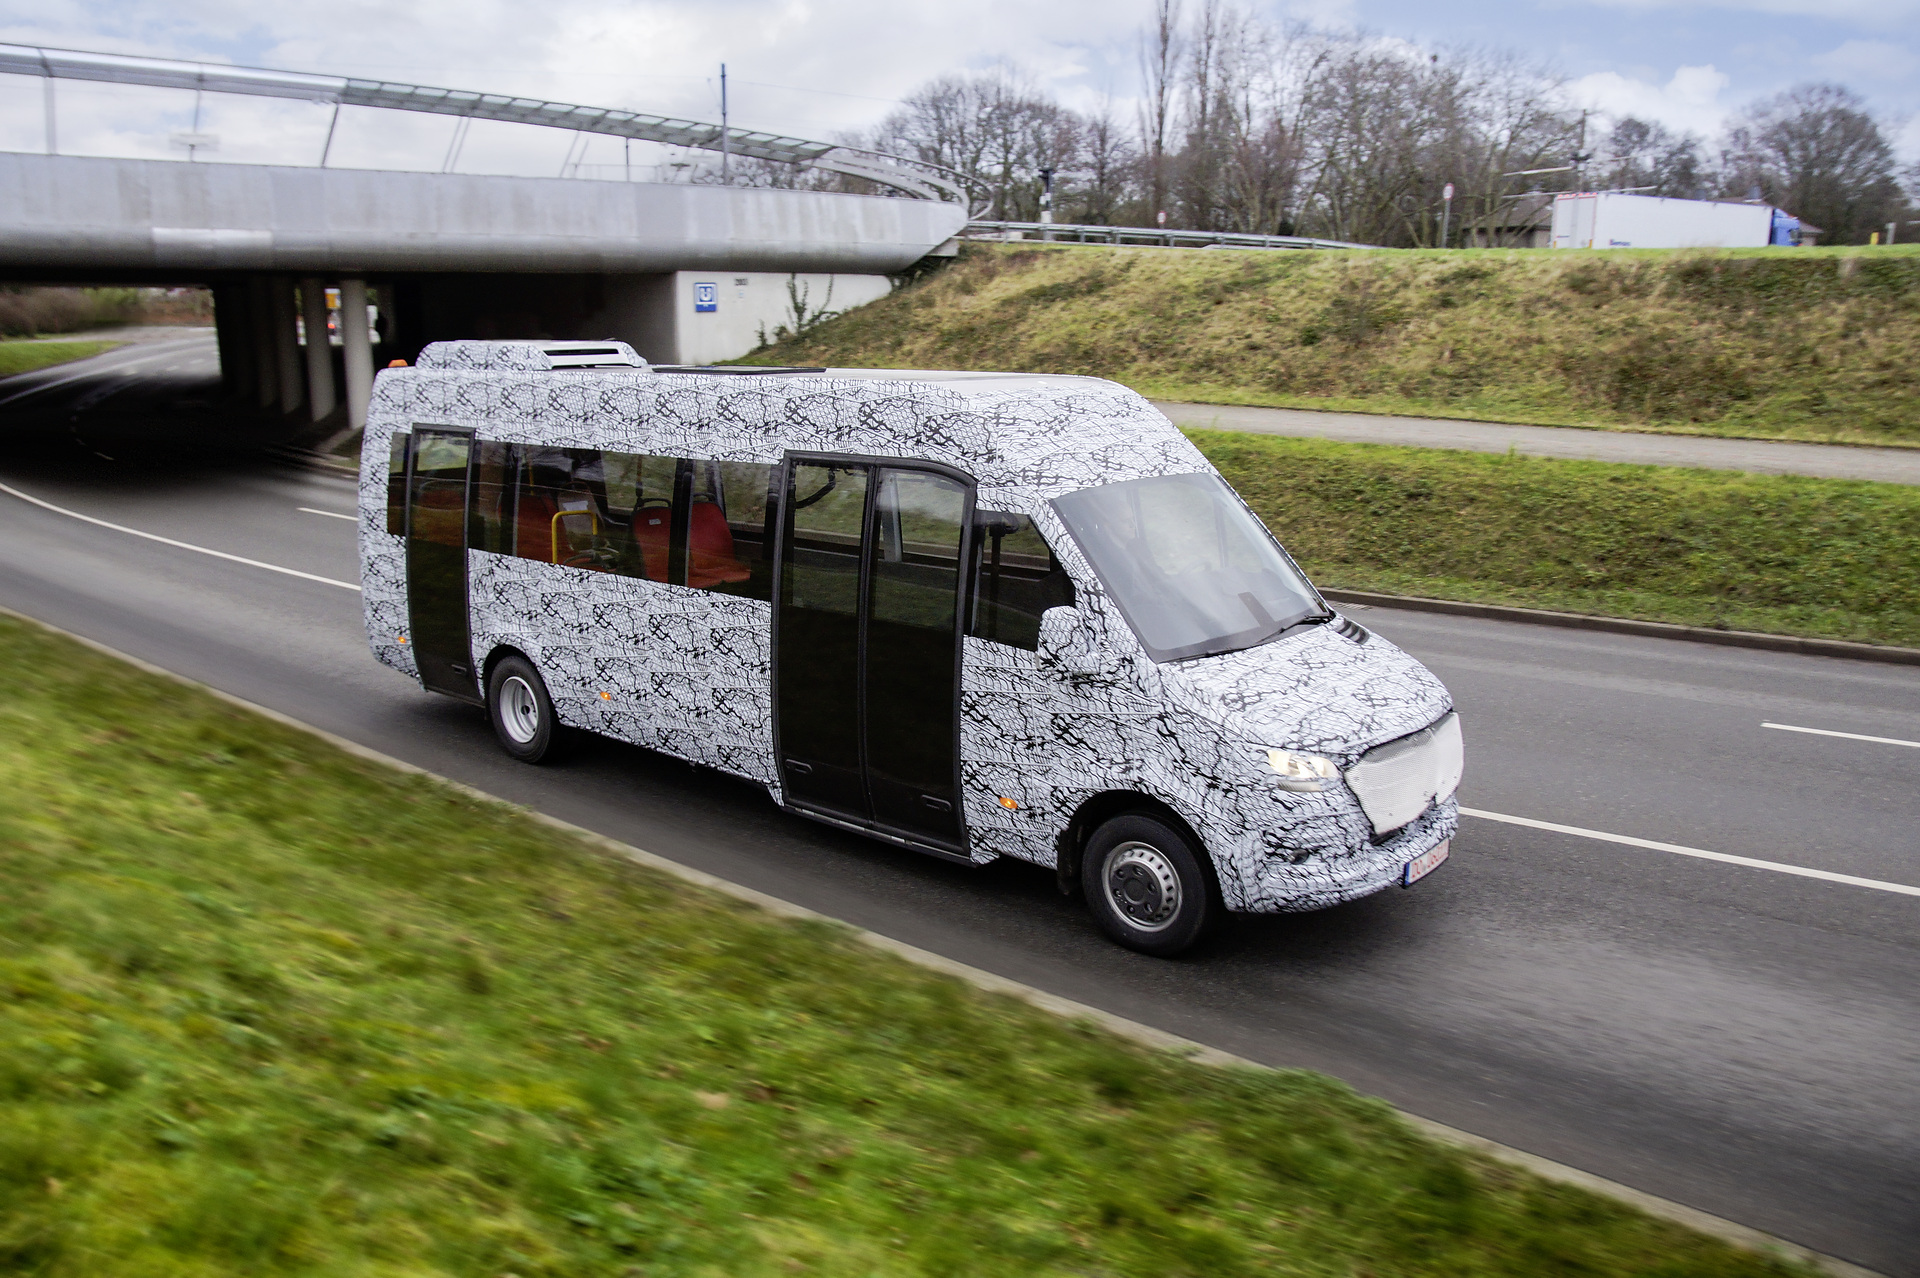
[360,341,1457,914]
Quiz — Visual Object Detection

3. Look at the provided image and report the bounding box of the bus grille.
[1345,712,1464,837]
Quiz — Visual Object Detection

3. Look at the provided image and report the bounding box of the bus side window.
[692,460,774,602]
[386,431,409,535]
[969,512,1075,651]
[468,440,516,554]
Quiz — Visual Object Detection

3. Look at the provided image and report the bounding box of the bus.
[361,340,1462,955]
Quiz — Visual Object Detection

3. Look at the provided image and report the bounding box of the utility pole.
[719,63,729,185]
[41,57,56,154]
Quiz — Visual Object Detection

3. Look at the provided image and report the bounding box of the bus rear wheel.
[1082,813,1219,956]
[487,655,565,764]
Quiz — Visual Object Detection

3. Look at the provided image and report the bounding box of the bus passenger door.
[405,428,480,701]
[775,459,971,853]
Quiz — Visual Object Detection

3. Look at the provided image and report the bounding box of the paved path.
[1156,400,1920,486]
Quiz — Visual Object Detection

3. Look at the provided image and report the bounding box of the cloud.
[1566,0,1920,29]
[1810,38,1920,81]
[0,0,1162,174]
[1568,64,1733,137]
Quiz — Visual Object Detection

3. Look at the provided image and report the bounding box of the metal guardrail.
[0,42,968,205]
[965,221,1377,251]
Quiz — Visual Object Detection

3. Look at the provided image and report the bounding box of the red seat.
[630,502,671,582]
[515,490,557,559]
[688,500,751,587]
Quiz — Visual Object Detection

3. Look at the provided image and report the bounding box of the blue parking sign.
[693,281,718,312]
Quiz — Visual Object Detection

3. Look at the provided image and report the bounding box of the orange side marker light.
[387,359,409,368]
[599,691,612,701]
[998,796,1019,811]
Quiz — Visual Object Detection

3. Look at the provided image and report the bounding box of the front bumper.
[1230,794,1458,913]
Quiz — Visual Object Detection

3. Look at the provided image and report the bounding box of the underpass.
[1,357,1914,1274]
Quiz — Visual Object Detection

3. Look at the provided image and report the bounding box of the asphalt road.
[3,356,1917,1274]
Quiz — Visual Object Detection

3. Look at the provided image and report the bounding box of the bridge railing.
[964,221,1377,251]
[0,42,971,207]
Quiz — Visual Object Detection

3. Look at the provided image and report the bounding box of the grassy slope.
[0,615,1813,1278]
[1197,433,1920,648]
[0,340,117,378]
[746,243,1920,447]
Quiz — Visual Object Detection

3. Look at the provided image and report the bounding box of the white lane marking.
[1462,808,1920,898]
[1762,722,1920,750]
[298,506,357,522]
[0,481,361,592]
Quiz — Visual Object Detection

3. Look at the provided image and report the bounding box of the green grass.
[0,340,117,378]
[0,615,1818,1278]
[744,242,1920,447]
[1193,431,1920,647]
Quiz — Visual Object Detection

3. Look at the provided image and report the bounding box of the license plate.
[1402,840,1449,887]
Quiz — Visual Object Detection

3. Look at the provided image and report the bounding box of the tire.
[1081,813,1220,957]
[487,655,566,764]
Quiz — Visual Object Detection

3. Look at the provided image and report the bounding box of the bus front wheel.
[487,655,565,764]
[1081,814,1219,956]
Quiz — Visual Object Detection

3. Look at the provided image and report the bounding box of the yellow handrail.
[551,506,599,563]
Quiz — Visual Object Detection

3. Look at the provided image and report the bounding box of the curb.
[1322,588,1920,667]
[0,604,1885,1278]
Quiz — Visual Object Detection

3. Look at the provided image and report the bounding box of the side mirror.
[1037,606,1109,676]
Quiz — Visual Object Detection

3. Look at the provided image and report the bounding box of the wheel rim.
[499,675,541,744]
[1104,841,1182,932]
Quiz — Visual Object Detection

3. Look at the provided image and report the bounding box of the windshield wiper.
[1174,611,1332,663]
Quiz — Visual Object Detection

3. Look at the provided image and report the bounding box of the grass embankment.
[0,339,117,378]
[1199,432,1920,648]
[746,242,1920,447]
[0,616,1812,1277]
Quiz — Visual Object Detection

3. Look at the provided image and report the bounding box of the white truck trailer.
[1550,193,1775,249]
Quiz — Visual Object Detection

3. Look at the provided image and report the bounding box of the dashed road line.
[1762,722,1920,749]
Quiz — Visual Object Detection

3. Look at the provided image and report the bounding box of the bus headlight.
[1266,748,1341,792]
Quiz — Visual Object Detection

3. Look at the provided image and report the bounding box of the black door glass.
[405,429,477,699]
[864,469,969,842]
[777,463,871,816]
[969,512,1075,651]
[386,431,408,535]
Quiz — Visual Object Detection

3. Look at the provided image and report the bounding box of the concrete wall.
[650,271,894,365]
[0,152,967,277]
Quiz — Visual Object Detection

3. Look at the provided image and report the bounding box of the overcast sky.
[0,0,1913,175]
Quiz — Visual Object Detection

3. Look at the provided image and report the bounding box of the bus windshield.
[1051,472,1328,663]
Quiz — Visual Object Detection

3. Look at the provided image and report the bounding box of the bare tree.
[1071,96,1136,224]
[1720,83,1905,243]
[1138,0,1183,225]
[1598,117,1707,197]
[867,69,1083,220]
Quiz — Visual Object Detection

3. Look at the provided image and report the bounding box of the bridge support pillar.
[340,278,372,434]
[246,276,277,409]
[300,278,337,424]
[271,276,303,416]
[212,283,254,403]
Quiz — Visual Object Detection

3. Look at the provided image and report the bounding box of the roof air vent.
[542,341,647,369]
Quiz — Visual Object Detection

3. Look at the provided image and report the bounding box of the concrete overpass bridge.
[0,43,969,435]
